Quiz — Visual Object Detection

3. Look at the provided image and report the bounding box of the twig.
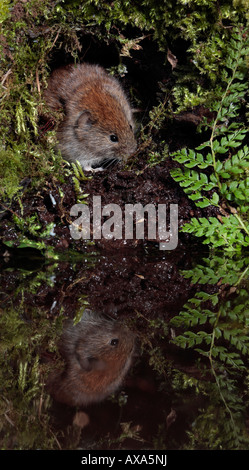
[36,68,41,95]
[1,68,12,87]
[36,28,61,94]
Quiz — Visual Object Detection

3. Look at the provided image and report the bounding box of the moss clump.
[0,0,64,200]
[0,147,26,199]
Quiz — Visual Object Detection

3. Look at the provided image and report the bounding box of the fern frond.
[170,28,249,250]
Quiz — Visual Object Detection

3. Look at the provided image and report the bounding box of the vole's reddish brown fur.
[47,311,135,407]
[44,63,136,171]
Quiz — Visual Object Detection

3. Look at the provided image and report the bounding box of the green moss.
[0,147,26,199]
[0,0,10,23]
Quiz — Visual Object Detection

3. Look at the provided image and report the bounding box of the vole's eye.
[110,134,118,143]
[110,338,119,346]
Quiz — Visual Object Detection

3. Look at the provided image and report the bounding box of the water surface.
[1,246,249,450]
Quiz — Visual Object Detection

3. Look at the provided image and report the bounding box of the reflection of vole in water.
[44,63,137,171]
[48,310,135,407]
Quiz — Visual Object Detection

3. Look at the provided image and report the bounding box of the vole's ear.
[74,110,97,140]
[75,110,95,130]
[76,354,107,372]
